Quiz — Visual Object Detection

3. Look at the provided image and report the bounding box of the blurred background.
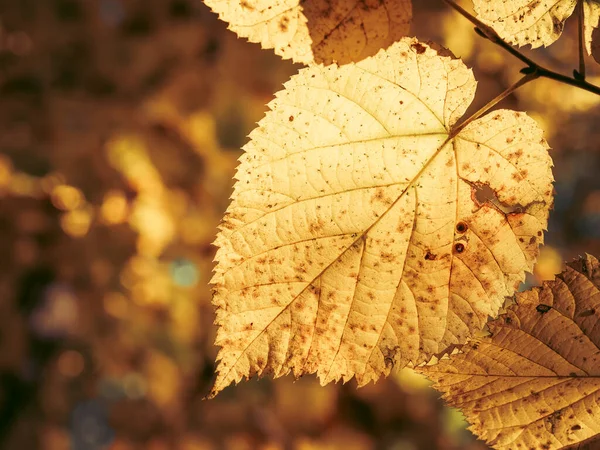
[0,0,598,449]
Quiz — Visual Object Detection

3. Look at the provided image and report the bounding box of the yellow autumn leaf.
[473,0,600,60]
[593,12,600,63]
[584,1,600,63]
[203,0,412,65]
[419,254,600,450]
[209,38,554,398]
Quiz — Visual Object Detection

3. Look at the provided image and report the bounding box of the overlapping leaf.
[209,38,554,398]
[420,254,600,450]
[584,1,600,63]
[473,0,600,64]
[203,0,412,64]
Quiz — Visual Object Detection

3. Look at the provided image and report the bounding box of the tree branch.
[577,0,586,80]
[441,0,600,97]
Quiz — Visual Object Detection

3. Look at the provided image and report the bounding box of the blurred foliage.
[0,0,598,449]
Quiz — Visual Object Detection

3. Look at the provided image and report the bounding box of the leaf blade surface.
[203,0,412,64]
[420,254,600,450]
[473,0,600,63]
[209,38,554,398]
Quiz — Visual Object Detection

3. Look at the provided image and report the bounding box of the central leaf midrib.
[250,131,448,172]
[217,135,456,384]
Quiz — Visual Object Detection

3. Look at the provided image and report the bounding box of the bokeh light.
[0,1,598,449]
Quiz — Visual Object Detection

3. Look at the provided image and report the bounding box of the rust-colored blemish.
[424,251,437,260]
[410,42,427,54]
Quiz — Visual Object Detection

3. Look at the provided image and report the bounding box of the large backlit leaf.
[473,0,600,63]
[209,38,554,398]
[203,0,412,65]
[420,254,600,450]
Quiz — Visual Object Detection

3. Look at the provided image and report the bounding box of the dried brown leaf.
[203,0,412,65]
[420,254,600,450]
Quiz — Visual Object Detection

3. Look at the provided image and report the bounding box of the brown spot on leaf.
[380,252,396,263]
[536,304,551,314]
[456,222,468,233]
[382,346,400,369]
[240,0,254,10]
[279,16,289,32]
[579,309,595,317]
[552,15,563,34]
[424,251,437,260]
[411,42,427,54]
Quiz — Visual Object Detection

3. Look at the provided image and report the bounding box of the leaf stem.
[441,0,600,97]
[577,0,586,79]
[450,72,539,138]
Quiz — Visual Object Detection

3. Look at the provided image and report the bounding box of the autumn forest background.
[0,0,599,449]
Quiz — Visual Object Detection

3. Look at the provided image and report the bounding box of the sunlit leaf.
[203,0,412,64]
[473,0,600,63]
[209,38,554,398]
[419,254,600,450]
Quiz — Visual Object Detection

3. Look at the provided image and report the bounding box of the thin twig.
[441,0,600,97]
[577,0,586,79]
[450,72,539,138]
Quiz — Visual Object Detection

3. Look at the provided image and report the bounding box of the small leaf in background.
[593,24,600,63]
[419,254,600,450]
[473,0,600,64]
[203,0,412,64]
[584,1,600,64]
[209,37,554,397]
